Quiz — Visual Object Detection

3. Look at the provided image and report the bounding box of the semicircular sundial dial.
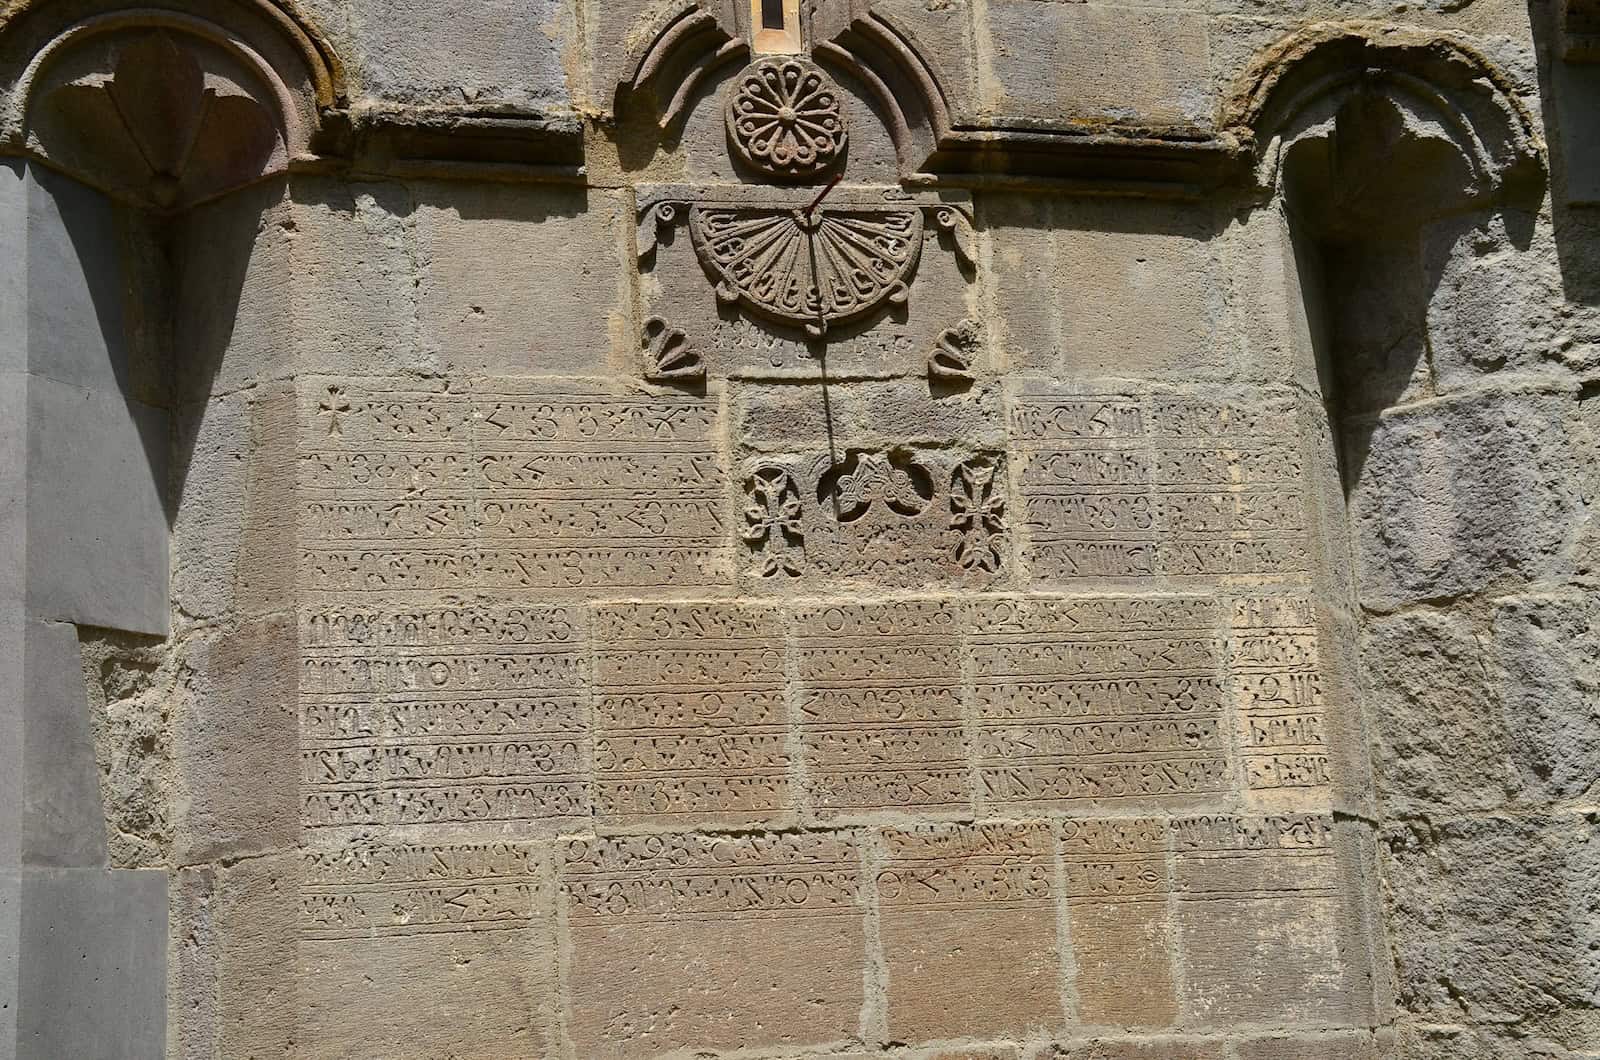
[726,56,848,181]
[689,201,921,332]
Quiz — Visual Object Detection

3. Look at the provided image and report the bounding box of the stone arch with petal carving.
[1225,21,1544,210]
[0,0,343,210]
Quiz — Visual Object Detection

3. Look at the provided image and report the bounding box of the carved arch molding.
[0,0,342,210]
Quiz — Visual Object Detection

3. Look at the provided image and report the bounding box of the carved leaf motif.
[689,205,922,333]
[817,450,934,523]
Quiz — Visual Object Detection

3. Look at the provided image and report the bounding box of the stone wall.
[0,1,1596,1058]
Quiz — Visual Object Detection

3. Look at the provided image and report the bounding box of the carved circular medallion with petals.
[725,57,847,181]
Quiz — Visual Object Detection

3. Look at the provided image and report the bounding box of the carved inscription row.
[297,380,730,596]
[293,818,1358,1055]
[1012,387,1315,583]
[296,593,1332,834]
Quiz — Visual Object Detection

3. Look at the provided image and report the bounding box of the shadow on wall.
[1529,0,1600,315]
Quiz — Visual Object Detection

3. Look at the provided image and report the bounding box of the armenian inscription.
[1011,387,1313,583]
[593,602,791,826]
[297,378,730,595]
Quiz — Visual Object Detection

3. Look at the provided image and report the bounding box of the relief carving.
[949,455,1007,573]
[637,185,974,341]
[690,201,921,336]
[817,449,934,521]
[736,446,1008,588]
[725,56,847,180]
[742,461,805,577]
[929,319,980,383]
[642,315,705,382]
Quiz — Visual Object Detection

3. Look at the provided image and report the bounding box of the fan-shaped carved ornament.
[689,204,921,333]
[636,185,976,339]
[725,57,847,181]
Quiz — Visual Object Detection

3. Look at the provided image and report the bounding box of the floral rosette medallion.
[725,56,847,181]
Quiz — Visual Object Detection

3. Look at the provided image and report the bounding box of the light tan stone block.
[970,596,1229,811]
[177,616,300,864]
[1033,1039,1226,1060]
[297,841,556,1060]
[593,601,791,827]
[877,821,1064,1041]
[414,183,624,376]
[794,600,971,819]
[562,831,868,1058]
[294,377,732,600]
[1010,386,1314,587]
[296,603,591,833]
[1173,814,1355,1026]
[1059,818,1177,1028]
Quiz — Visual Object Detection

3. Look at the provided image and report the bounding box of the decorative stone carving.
[637,185,975,339]
[27,29,285,210]
[949,455,1007,572]
[725,56,847,181]
[742,462,805,577]
[818,450,934,521]
[929,319,980,383]
[642,316,705,382]
[691,203,919,335]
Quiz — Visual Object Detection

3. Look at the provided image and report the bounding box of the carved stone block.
[877,822,1065,1040]
[297,604,591,832]
[793,600,970,819]
[1011,387,1314,586]
[969,595,1230,811]
[561,831,867,1057]
[635,184,976,377]
[1172,815,1356,1026]
[593,602,791,827]
[295,378,732,599]
[1060,818,1178,1027]
[740,448,1010,589]
[298,842,557,1059]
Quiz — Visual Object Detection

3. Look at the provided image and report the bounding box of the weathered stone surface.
[981,3,1212,126]
[334,0,572,110]
[415,183,625,375]
[561,831,867,1058]
[1490,595,1600,801]
[1173,815,1360,1027]
[1350,388,1584,611]
[1383,814,1600,1048]
[1361,609,1514,816]
[1060,818,1177,1027]
[7,2,1581,1055]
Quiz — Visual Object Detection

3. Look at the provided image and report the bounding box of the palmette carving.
[725,57,847,181]
[929,319,980,383]
[641,316,703,382]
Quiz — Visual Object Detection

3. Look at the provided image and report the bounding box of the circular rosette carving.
[725,57,847,180]
[689,205,923,334]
